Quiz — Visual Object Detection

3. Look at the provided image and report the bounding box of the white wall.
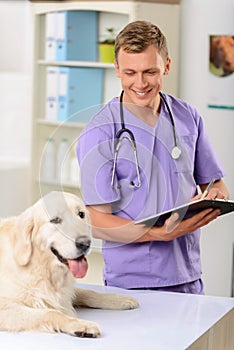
[180,0,234,296]
[0,0,32,162]
[0,0,32,216]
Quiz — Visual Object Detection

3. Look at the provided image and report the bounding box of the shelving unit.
[30,0,180,205]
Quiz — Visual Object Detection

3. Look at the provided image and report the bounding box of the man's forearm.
[88,205,151,243]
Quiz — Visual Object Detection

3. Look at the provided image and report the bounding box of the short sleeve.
[77,124,120,205]
[193,108,225,184]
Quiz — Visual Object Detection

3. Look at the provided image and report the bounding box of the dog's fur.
[0,191,138,337]
[210,35,234,76]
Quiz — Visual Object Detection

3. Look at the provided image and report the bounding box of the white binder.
[56,11,66,61]
[45,12,57,61]
[45,66,59,121]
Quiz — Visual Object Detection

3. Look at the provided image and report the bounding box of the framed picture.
[208,34,234,110]
[209,35,234,77]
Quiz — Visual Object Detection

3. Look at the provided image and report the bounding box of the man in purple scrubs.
[77,21,229,294]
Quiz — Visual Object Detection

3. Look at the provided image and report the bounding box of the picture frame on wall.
[208,34,234,110]
[209,35,234,77]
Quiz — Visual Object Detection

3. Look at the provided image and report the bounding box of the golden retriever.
[0,191,138,338]
[210,35,234,76]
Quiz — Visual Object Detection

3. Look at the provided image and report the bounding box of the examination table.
[0,284,233,350]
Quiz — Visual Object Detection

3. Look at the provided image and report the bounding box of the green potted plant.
[98,27,115,63]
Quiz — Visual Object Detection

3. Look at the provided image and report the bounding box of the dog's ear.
[210,36,221,68]
[13,207,35,266]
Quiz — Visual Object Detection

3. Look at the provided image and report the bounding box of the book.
[135,199,234,226]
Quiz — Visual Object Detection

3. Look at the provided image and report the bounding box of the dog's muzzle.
[75,236,91,255]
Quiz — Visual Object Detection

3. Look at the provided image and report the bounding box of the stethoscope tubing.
[159,91,178,153]
[111,90,181,189]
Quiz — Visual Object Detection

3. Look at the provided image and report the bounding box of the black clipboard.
[135,199,234,226]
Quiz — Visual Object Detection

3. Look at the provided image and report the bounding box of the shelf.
[30,1,134,15]
[38,59,115,69]
[30,0,181,3]
[30,1,180,205]
[38,178,80,189]
[36,118,86,129]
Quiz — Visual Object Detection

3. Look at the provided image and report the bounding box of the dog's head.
[210,36,234,75]
[14,191,92,279]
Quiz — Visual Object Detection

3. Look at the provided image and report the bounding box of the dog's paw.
[102,294,139,310]
[38,311,101,337]
[117,295,139,310]
[73,320,101,338]
[61,318,101,338]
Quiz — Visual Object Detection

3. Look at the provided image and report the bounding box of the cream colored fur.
[0,191,138,338]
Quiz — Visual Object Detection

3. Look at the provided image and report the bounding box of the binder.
[57,67,104,122]
[45,66,59,121]
[45,12,57,60]
[135,198,234,227]
[56,10,98,61]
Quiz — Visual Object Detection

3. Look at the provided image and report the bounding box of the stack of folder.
[45,10,98,61]
[44,9,104,122]
[45,66,104,122]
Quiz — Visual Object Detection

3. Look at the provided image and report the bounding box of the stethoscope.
[111,90,182,189]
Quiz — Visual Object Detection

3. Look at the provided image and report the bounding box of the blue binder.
[56,10,98,61]
[57,67,104,122]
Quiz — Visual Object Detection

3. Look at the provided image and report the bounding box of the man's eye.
[147,71,157,75]
[50,217,62,224]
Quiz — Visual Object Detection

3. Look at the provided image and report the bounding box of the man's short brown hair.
[115,20,169,63]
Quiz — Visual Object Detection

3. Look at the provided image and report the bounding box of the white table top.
[1,284,233,350]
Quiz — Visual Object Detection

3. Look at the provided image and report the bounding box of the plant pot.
[99,43,115,63]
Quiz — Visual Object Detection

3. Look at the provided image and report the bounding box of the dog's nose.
[75,236,91,255]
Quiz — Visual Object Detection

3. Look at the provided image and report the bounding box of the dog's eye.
[50,217,62,224]
[78,211,85,219]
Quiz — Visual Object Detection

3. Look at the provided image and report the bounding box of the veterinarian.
[76,21,229,294]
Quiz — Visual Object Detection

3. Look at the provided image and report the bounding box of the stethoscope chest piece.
[158,91,182,161]
[171,146,181,160]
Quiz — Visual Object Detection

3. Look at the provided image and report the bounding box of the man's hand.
[147,207,220,242]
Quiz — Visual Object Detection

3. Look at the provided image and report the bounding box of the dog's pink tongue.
[67,256,88,278]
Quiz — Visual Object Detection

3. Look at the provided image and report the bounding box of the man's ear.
[114,59,121,78]
[164,57,171,75]
[13,208,34,266]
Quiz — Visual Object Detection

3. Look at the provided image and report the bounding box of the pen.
[201,178,215,199]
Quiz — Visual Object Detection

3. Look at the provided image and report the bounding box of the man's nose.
[135,73,147,87]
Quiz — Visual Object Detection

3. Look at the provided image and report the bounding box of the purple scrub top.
[77,93,225,289]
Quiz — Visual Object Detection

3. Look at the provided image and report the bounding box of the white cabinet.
[30,1,180,205]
